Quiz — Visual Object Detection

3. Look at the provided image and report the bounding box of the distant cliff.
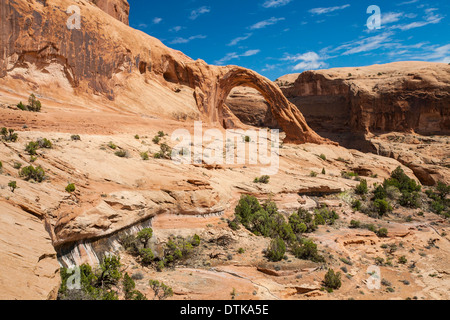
[277,62,450,144]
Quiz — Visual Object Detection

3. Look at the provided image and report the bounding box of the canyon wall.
[277,62,450,140]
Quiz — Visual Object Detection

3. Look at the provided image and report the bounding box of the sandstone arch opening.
[224,86,281,130]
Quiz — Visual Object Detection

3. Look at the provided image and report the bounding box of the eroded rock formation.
[277,62,450,139]
[0,0,327,145]
[92,0,130,25]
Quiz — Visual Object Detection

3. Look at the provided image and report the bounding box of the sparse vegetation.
[8,181,17,193]
[16,94,42,112]
[65,183,76,193]
[1,127,18,142]
[254,175,270,184]
[19,165,45,182]
[323,269,342,291]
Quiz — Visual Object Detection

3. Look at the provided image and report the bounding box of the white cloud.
[309,4,350,15]
[153,17,162,24]
[190,6,210,20]
[391,7,444,30]
[215,49,261,65]
[381,12,404,24]
[249,17,285,30]
[262,0,293,9]
[334,32,394,55]
[282,52,328,71]
[170,35,207,44]
[397,0,419,6]
[228,33,253,46]
[169,26,184,32]
[138,23,148,28]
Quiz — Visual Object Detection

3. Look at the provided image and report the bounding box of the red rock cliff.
[277,62,450,137]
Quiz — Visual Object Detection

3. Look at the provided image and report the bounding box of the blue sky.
[129,0,450,80]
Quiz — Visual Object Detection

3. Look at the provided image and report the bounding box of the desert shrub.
[292,239,324,262]
[71,135,81,141]
[319,154,327,161]
[149,280,173,300]
[350,220,361,228]
[152,136,161,144]
[107,142,117,149]
[323,269,342,290]
[1,128,18,142]
[158,131,166,138]
[290,208,317,233]
[398,256,407,264]
[244,135,251,143]
[27,94,42,112]
[8,181,17,193]
[266,238,286,262]
[65,183,76,193]
[352,199,362,211]
[0,161,2,172]
[154,143,172,159]
[17,101,27,110]
[373,199,392,216]
[341,171,358,179]
[139,248,155,265]
[376,228,388,238]
[399,191,421,208]
[310,171,318,177]
[137,228,153,248]
[314,207,339,225]
[384,166,421,194]
[37,138,52,149]
[355,179,368,195]
[58,255,122,300]
[373,185,387,200]
[114,150,128,158]
[19,165,45,182]
[25,141,39,155]
[254,175,270,184]
[140,152,149,160]
[322,168,326,174]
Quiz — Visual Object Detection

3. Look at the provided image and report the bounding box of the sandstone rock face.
[0,202,60,300]
[277,62,450,139]
[0,0,326,145]
[225,87,280,129]
[92,0,130,25]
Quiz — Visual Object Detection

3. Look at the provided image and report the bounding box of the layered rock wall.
[278,62,450,136]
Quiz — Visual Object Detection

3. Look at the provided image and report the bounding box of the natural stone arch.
[195,66,329,144]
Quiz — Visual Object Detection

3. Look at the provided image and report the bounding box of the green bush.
[323,269,342,290]
[254,175,270,184]
[27,94,42,112]
[140,152,149,160]
[19,165,45,182]
[1,128,18,142]
[149,280,173,300]
[350,220,361,228]
[154,143,171,159]
[266,238,286,262]
[352,199,362,211]
[292,239,324,262]
[376,228,388,238]
[25,141,39,155]
[65,183,76,193]
[355,179,368,195]
[8,181,17,193]
[373,199,392,216]
[319,154,327,161]
[37,138,52,149]
[137,228,153,248]
[115,150,128,158]
[71,135,81,141]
